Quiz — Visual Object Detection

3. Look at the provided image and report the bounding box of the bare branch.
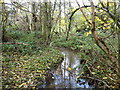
[78,76,110,88]
[75,0,92,25]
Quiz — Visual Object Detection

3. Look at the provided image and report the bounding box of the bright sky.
[4,0,98,5]
[4,0,119,8]
[4,0,100,8]
[4,0,119,3]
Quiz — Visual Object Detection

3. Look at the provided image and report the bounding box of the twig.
[75,0,92,25]
[78,76,110,88]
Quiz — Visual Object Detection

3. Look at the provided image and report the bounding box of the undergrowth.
[2,44,63,89]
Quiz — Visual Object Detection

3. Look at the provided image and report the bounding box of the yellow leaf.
[67,67,72,71]
[97,66,100,69]
[103,27,106,30]
[103,77,108,79]
[19,83,27,88]
[11,71,16,74]
[111,86,116,88]
[81,72,84,74]
[84,31,92,36]
[107,26,110,29]
[91,72,96,75]
[52,77,54,79]
[36,70,42,73]
[84,32,88,36]
[76,76,80,79]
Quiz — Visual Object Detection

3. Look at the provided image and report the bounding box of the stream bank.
[39,47,95,89]
[2,45,64,89]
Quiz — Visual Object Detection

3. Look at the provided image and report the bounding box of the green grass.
[2,44,63,89]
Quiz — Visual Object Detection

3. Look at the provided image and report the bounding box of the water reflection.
[41,48,94,88]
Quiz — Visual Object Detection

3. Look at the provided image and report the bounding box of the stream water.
[39,47,94,89]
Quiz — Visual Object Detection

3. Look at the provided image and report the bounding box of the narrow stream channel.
[40,48,94,89]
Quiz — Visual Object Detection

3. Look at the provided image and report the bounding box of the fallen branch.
[78,76,110,88]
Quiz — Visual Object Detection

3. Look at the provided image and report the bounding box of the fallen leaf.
[67,67,72,71]
[91,72,96,75]
[97,66,100,69]
[19,83,27,88]
[103,77,108,79]
[52,77,54,79]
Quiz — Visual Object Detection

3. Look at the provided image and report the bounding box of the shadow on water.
[39,47,94,89]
